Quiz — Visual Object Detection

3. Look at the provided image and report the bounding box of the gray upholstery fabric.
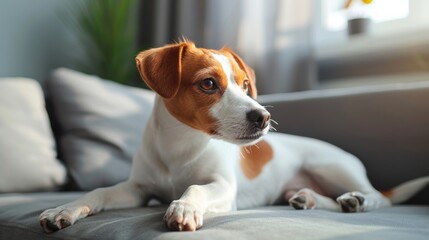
[47,68,155,190]
[0,78,66,192]
[1,80,428,239]
[259,81,429,204]
[0,192,428,240]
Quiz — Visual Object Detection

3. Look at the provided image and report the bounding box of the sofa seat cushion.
[0,192,428,240]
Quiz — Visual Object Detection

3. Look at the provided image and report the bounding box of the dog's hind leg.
[290,140,392,213]
[39,180,146,233]
[304,152,391,212]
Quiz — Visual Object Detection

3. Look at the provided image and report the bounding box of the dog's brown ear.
[221,47,257,99]
[136,43,190,99]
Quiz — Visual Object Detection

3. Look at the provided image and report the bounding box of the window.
[323,0,409,31]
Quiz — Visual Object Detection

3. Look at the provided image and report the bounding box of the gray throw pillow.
[0,78,67,192]
[47,68,155,190]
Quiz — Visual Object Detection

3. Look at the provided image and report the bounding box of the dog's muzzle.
[212,108,271,145]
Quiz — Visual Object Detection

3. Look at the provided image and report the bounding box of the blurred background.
[1,0,429,94]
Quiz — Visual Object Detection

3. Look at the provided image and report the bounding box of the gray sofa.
[0,68,428,240]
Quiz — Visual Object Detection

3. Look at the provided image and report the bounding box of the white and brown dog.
[40,41,429,232]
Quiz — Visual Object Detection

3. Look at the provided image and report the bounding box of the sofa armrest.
[258,82,429,204]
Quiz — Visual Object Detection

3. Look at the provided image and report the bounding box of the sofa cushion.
[47,68,155,190]
[0,192,428,240]
[0,78,67,192]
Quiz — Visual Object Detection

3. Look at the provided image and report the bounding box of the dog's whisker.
[244,147,251,154]
[262,105,274,109]
[270,119,279,126]
[270,126,277,132]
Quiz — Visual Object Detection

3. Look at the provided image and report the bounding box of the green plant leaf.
[66,0,144,87]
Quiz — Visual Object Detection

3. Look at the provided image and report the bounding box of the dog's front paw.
[337,191,366,213]
[288,188,316,210]
[39,206,90,233]
[164,200,203,231]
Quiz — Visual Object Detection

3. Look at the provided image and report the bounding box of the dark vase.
[347,18,372,36]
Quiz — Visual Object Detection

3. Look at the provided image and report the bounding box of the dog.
[40,41,429,232]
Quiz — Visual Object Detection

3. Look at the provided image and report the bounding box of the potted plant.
[68,0,145,87]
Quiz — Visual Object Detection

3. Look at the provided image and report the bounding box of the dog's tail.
[382,176,429,204]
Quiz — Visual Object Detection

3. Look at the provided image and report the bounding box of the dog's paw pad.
[39,208,74,233]
[39,218,60,233]
[337,191,366,213]
[58,218,72,229]
[164,200,203,231]
[289,189,316,210]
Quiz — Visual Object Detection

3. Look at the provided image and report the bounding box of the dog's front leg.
[164,177,236,231]
[39,180,145,233]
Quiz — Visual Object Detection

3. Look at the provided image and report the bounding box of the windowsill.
[315,29,429,83]
[318,72,429,89]
[315,30,429,62]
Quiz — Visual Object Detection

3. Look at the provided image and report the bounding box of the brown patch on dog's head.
[240,140,273,179]
[220,47,257,99]
[135,41,257,135]
[136,42,190,99]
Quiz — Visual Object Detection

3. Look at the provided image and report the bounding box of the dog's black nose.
[246,109,271,129]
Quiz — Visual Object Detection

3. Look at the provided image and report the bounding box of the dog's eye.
[199,78,218,94]
[243,80,249,94]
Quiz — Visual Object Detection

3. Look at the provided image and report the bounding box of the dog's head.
[136,41,270,145]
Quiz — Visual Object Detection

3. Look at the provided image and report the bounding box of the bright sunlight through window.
[323,0,409,31]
